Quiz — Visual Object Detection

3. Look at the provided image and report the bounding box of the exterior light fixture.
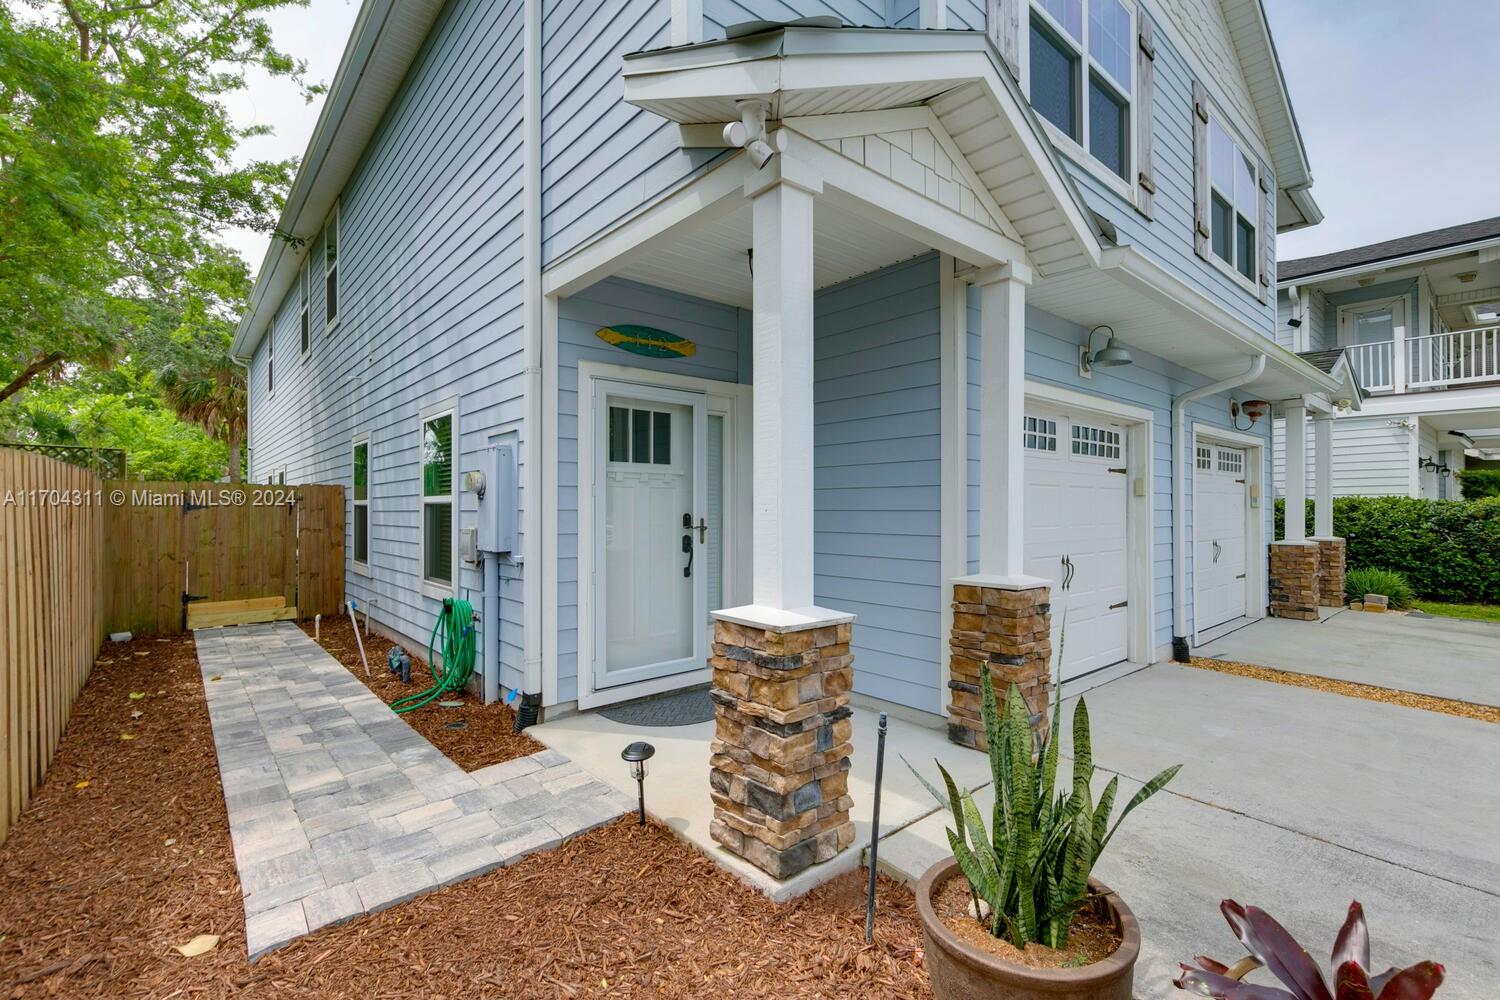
[1079,325,1133,377]
[722,100,784,170]
[620,741,656,826]
[1418,457,1441,472]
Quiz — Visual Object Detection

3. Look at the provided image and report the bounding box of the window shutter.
[988,0,1021,79]
[1192,80,1211,260]
[1258,168,1272,302]
[1134,15,1157,218]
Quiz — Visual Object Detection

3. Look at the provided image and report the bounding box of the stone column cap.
[711,604,856,633]
[1309,535,1345,542]
[1270,539,1318,547]
[952,573,1052,591]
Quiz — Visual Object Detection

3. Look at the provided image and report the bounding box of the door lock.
[695,518,708,543]
[681,533,694,578]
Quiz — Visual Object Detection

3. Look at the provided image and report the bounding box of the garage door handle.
[1212,540,1221,564]
[1236,573,1246,580]
[1060,554,1074,590]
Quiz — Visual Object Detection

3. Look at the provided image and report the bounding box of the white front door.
[1023,405,1130,682]
[1193,444,1248,631]
[593,382,707,690]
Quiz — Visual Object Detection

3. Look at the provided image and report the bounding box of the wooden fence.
[0,452,345,845]
[101,481,345,636]
[0,449,105,845]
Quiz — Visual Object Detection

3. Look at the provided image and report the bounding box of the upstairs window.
[299,259,310,355]
[324,203,340,331]
[1028,0,1133,182]
[1209,118,1258,282]
[421,411,453,588]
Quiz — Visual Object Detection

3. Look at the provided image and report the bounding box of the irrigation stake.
[347,600,370,676]
[865,710,888,944]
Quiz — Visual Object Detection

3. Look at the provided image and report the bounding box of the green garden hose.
[392,597,476,715]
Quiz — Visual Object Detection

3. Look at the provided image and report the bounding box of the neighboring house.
[1275,216,1500,499]
[234,0,1346,739]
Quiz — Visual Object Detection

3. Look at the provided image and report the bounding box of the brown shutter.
[1258,168,1272,302]
[988,0,1021,79]
[1134,15,1157,218]
[1192,80,1211,260]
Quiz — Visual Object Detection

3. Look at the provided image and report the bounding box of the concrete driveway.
[878,663,1500,999]
[1199,609,1500,707]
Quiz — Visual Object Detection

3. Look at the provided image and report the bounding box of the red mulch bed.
[300,616,542,771]
[0,635,932,998]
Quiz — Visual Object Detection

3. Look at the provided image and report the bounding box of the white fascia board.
[1357,385,1500,418]
[232,0,447,358]
[1102,246,1339,395]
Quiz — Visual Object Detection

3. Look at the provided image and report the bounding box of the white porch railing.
[1407,326,1500,389]
[1345,340,1394,391]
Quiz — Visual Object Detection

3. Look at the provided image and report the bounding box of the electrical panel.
[475,443,517,555]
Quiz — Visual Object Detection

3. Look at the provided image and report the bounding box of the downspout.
[519,0,545,709]
[1171,354,1264,661]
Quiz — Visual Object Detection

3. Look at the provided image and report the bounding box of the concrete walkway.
[1199,608,1500,706]
[195,623,628,959]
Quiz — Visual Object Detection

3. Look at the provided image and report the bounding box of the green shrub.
[1345,567,1413,609]
[1457,468,1500,500]
[1274,496,1500,603]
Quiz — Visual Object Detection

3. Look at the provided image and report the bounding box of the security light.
[1079,325,1133,377]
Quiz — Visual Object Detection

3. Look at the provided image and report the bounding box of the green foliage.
[1411,600,1500,623]
[0,0,309,406]
[1344,567,1413,609]
[911,671,1179,951]
[1275,496,1500,603]
[1456,468,1500,500]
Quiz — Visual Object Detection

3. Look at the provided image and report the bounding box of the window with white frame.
[1208,116,1258,283]
[266,324,274,395]
[1196,445,1212,470]
[1028,0,1133,181]
[608,407,673,465]
[324,202,339,331]
[1071,423,1122,459]
[352,436,370,570]
[299,259,310,355]
[420,412,453,587]
[1217,448,1243,475]
[1023,414,1058,451]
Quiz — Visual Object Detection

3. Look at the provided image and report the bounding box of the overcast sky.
[221,0,1500,269]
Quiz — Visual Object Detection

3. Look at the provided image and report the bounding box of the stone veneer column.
[947,582,1052,748]
[1269,541,1320,621]
[708,618,855,880]
[1314,537,1347,608]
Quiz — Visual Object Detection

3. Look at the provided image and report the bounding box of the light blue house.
[236,0,1344,783]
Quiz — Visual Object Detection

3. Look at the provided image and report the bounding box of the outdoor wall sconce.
[621,741,656,826]
[1079,325,1133,377]
[1231,399,1270,431]
[1418,457,1451,476]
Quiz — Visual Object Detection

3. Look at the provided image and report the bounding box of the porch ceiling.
[612,196,930,309]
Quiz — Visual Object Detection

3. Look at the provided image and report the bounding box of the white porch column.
[745,162,821,613]
[973,263,1034,580]
[1283,401,1308,542]
[1313,411,1334,538]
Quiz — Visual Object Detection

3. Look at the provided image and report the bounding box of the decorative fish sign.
[595,324,696,359]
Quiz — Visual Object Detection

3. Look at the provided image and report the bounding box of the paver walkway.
[195,622,628,959]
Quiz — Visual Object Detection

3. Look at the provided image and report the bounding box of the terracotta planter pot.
[915,859,1140,1000]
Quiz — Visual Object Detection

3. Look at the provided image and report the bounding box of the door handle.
[695,518,708,544]
[1060,554,1074,591]
[1213,540,1221,564]
[681,533,694,578]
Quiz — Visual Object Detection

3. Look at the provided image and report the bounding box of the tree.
[156,348,246,482]
[0,0,312,405]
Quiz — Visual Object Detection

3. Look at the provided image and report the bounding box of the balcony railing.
[1408,326,1500,389]
[1342,326,1500,393]
[1345,340,1394,391]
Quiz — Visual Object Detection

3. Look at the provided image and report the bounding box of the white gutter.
[1171,354,1265,660]
[520,0,544,702]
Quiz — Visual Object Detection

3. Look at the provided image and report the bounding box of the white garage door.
[1193,444,1248,632]
[1023,405,1130,682]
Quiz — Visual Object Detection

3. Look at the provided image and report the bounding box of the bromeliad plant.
[911,665,1180,951]
[1174,900,1444,999]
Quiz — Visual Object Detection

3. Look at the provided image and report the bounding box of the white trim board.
[1023,379,1156,668]
[573,360,752,710]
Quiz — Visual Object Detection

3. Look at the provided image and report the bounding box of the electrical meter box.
[476,443,517,555]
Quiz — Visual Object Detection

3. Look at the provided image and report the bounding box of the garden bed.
[0,633,930,998]
[301,616,542,771]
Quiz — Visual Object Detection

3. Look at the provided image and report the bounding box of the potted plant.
[909,666,1179,999]
[1174,899,1444,998]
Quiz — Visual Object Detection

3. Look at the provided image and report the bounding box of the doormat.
[598,687,714,727]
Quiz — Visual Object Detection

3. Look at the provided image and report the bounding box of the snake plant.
[1175,900,1444,999]
[910,665,1179,950]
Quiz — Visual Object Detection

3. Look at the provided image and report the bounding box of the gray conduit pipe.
[1171,355,1264,660]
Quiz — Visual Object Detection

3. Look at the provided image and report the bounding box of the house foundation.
[1269,541,1320,620]
[708,618,855,880]
[947,582,1052,748]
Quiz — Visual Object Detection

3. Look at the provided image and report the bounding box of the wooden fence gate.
[101,482,345,636]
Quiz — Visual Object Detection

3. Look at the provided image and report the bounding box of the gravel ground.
[0,633,932,998]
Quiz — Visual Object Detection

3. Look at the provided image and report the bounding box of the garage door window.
[1217,449,1243,474]
[1196,445,1212,470]
[1071,423,1121,459]
[1024,415,1058,451]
